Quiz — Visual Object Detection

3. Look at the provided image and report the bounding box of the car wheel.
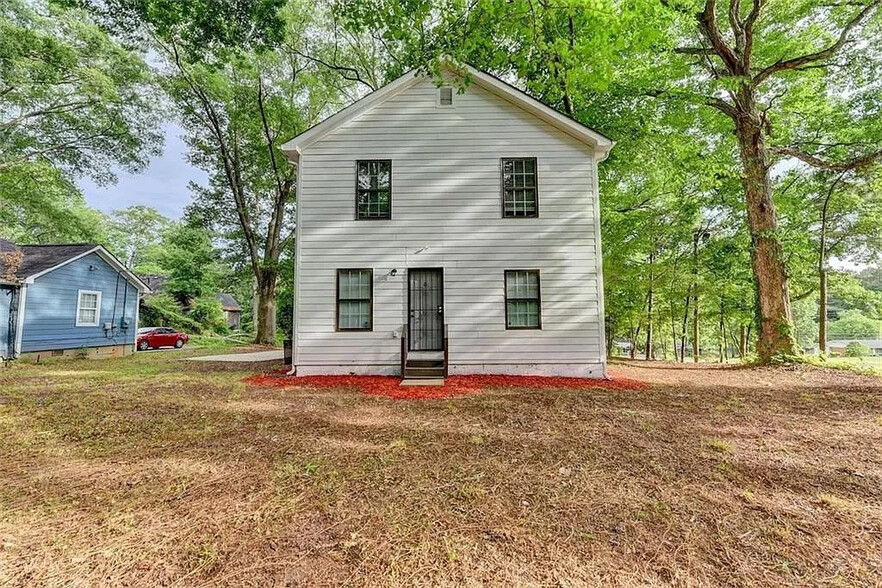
[174,339,185,348]
[138,340,150,351]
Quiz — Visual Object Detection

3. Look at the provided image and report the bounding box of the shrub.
[189,295,229,335]
[140,292,200,332]
[845,341,871,358]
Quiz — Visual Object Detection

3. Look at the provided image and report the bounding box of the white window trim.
[436,86,455,108]
[76,289,102,327]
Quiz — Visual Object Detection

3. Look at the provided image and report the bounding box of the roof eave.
[22,245,152,294]
[279,60,615,160]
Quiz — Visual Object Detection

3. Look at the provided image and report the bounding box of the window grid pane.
[338,269,372,330]
[505,271,540,329]
[502,158,538,217]
[356,161,391,219]
[78,293,99,325]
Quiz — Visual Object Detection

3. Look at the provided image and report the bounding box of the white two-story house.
[281,62,613,380]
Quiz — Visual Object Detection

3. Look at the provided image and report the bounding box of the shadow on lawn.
[2,360,882,586]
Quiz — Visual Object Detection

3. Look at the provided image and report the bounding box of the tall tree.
[1,0,161,241]
[654,0,882,360]
[106,205,172,268]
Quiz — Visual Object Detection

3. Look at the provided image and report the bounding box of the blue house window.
[76,290,101,327]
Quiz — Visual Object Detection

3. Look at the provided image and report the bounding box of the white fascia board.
[280,62,614,161]
[23,246,151,294]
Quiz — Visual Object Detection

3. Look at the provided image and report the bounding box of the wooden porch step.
[400,378,445,387]
[404,366,445,379]
[406,359,444,368]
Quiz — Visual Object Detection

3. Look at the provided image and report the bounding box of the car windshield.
[137,328,155,334]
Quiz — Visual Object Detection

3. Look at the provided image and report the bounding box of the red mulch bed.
[242,370,649,400]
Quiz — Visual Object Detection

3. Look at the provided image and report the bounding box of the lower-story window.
[337,269,373,330]
[505,270,541,329]
[76,289,101,327]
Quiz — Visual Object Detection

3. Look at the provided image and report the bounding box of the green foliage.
[140,292,200,332]
[0,0,161,244]
[144,224,222,304]
[188,295,228,334]
[105,206,172,268]
[0,161,110,244]
[137,223,230,334]
[845,341,872,358]
[828,310,882,340]
[1,0,161,180]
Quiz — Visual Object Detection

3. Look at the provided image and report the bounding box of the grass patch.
[703,438,734,453]
[1,356,882,586]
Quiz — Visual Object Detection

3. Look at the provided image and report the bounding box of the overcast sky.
[77,123,204,220]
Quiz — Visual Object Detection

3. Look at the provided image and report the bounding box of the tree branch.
[772,146,882,171]
[697,0,743,75]
[293,49,377,91]
[753,0,880,85]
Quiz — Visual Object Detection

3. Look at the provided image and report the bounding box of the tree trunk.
[692,292,700,363]
[254,270,278,344]
[817,173,843,357]
[691,232,700,363]
[734,95,798,361]
[645,252,654,361]
[670,300,679,362]
[718,299,725,363]
[740,324,748,357]
[680,292,690,362]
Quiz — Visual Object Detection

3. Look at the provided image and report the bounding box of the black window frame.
[504,269,542,330]
[355,160,392,220]
[336,268,373,331]
[501,157,539,218]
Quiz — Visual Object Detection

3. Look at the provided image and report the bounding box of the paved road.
[184,350,284,363]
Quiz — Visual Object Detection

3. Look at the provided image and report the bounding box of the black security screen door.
[408,268,444,351]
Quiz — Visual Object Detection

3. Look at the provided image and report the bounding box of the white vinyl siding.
[294,75,603,377]
[76,290,101,327]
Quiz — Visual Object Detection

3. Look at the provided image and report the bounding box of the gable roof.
[141,275,168,292]
[281,61,614,161]
[216,292,241,312]
[0,241,151,293]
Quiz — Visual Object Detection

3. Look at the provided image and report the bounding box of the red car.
[137,327,189,351]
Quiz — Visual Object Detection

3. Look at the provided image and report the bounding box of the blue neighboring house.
[0,239,150,360]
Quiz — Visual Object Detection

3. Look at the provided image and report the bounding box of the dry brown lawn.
[2,352,882,586]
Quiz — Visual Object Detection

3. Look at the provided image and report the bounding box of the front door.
[408,268,444,351]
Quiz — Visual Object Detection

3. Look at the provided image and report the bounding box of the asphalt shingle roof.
[216,293,241,312]
[0,241,97,281]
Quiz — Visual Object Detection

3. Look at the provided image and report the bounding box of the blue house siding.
[0,286,12,357]
[20,253,139,353]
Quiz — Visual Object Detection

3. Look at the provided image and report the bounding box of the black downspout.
[6,287,19,360]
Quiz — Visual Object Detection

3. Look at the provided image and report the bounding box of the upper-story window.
[438,86,454,107]
[356,160,391,220]
[502,158,538,218]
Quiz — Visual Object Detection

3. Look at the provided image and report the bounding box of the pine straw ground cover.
[1,354,882,586]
